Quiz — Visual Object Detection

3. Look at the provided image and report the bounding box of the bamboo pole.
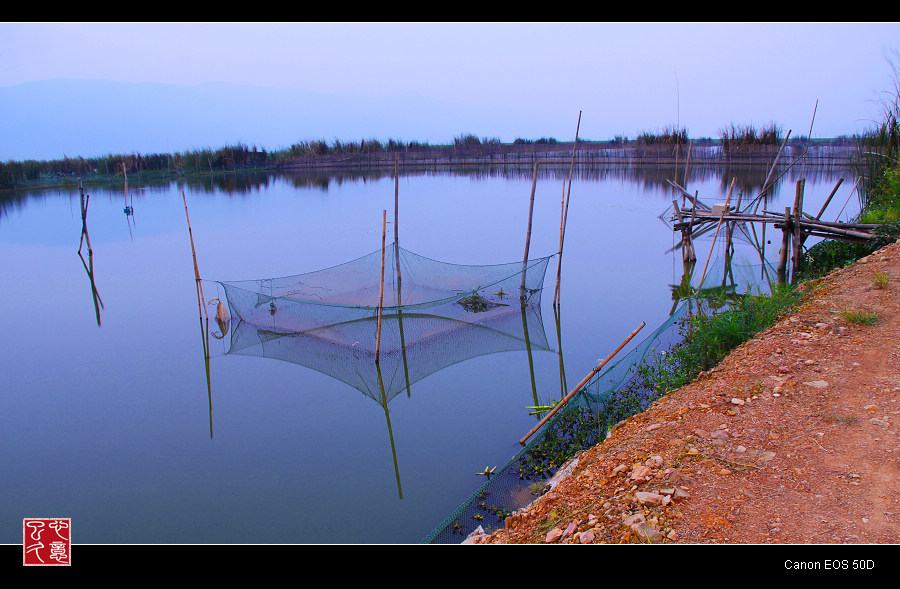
[182,191,207,321]
[835,177,863,221]
[553,110,582,307]
[519,321,645,446]
[750,130,791,214]
[815,177,844,220]
[698,178,736,289]
[521,162,539,303]
[375,209,387,364]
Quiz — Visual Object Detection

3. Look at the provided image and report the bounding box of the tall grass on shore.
[802,51,900,279]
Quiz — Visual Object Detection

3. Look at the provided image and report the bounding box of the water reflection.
[1,162,862,544]
[76,181,103,326]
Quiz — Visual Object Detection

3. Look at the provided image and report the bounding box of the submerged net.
[206,243,554,404]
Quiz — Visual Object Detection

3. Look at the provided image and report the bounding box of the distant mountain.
[0,79,582,161]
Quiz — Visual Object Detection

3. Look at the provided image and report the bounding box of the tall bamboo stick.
[182,191,208,321]
[521,162,539,303]
[553,110,582,307]
[519,321,645,446]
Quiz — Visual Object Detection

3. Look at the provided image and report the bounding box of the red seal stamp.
[23,518,71,566]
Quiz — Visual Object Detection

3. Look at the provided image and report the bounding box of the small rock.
[579,531,596,544]
[634,491,664,505]
[629,465,653,481]
[545,528,563,543]
[804,380,829,388]
[631,522,664,543]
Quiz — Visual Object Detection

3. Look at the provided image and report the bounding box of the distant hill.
[0,79,583,161]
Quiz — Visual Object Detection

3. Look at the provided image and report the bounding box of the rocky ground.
[466,240,900,548]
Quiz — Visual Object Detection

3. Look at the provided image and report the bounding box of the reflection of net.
[214,243,554,403]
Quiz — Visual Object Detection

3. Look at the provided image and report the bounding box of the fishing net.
[205,243,554,404]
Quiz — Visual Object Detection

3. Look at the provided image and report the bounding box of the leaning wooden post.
[521,162,539,304]
[519,321,645,446]
[375,209,387,364]
[183,191,208,321]
[815,177,843,220]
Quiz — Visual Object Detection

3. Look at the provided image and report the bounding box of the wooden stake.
[376,209,387,364]
[792,179,805,278]
[519,321,645,446]
[777,206,791,281]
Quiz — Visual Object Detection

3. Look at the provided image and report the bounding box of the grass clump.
[836,309,880,325]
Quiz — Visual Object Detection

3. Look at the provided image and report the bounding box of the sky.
[2,22,900,157]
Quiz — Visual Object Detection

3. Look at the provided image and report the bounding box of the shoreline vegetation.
[0,125,862,193]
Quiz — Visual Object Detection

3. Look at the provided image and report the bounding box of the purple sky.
[2,22,899,151]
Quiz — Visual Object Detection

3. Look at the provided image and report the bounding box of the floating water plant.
[457,291,507,313]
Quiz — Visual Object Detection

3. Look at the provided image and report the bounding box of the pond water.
[0,163,857,544]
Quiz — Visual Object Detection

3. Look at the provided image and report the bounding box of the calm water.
[0,164,857,544]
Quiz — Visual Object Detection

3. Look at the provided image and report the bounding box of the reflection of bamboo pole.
[521,162,538,303]
[519,321,645,446]
[520,303,539,406]
[182,191,208,321]
[553,111,582,307]
[375,360,402,498]
[553,304,567,398]
[376,209,387,364]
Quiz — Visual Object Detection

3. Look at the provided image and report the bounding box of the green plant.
[873,271,889,289]
[836,309,880,325]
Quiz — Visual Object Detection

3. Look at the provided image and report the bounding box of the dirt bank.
[473,240,900,546]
